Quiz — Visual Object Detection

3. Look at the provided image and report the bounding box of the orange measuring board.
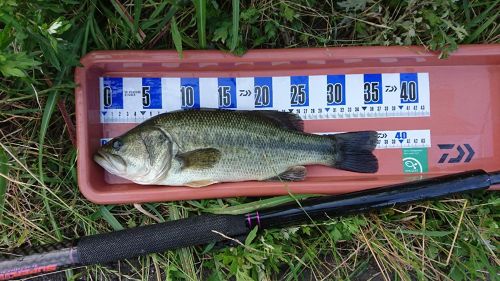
[75,45,500,204]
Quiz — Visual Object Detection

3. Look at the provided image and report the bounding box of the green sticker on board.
[402,148,428,173]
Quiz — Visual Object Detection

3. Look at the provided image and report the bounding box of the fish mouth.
[94,151,127,174]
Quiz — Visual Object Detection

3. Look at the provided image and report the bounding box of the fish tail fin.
[327,131,378,173]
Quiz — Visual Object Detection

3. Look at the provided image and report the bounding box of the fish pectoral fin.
[185,180,218,187]
[266,166,307,182]
[175,148,221,170]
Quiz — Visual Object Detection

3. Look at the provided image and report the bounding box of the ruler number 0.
[291,84,306,105]
[218,86,231,107]
[103,86,112,107]
[181,86,195,108]
[363,82,379,103]
[326,83,342,104]
[254,85,270,106]
[142,86,151,107]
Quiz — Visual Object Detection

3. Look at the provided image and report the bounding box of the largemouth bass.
[94,110,378,187]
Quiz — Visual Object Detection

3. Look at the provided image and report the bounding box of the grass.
[0,0,499,280]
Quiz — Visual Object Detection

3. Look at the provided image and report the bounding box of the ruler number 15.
[218,86,232,107]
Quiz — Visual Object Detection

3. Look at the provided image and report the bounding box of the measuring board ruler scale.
[99,72,430,123]
[101,129,432,150]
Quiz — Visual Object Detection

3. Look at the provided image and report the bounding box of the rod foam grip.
[77,214,247,265]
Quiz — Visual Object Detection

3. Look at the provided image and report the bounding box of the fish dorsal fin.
[176,148,221,170]
[253,110,304,131]
[266,166,307,181]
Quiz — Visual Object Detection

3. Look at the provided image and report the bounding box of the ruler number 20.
[254,85,270,106]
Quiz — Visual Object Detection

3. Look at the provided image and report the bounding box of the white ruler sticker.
[99,72,430,123]
[101,130,431,150]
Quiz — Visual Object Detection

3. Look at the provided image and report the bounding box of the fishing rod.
[1,169,498,280]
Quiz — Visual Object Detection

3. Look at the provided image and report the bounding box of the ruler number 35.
[363,82,379,103]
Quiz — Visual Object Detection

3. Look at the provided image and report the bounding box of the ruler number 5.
[142,86,151,107]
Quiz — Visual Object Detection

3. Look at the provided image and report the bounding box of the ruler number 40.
[400,81,417,102]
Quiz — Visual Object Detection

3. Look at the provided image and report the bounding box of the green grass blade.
[204,194,316,215]
[99,206,124,231]
[148,0,169,21]
[133,0,142,35]
[169,205,197,280]
[194,0,206,48]
[230,0,239,51]
[0,146,9,222]
[38,90,62,240]
[464,10,499,43]
[171,17,183,58]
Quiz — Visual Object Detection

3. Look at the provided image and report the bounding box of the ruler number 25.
[290,84,306,105]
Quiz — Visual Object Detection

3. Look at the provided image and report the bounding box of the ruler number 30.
[326,83,343,104]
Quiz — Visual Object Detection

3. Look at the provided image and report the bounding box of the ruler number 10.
[181,86,195,108]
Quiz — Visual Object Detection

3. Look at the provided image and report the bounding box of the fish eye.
[112,139,123,150]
